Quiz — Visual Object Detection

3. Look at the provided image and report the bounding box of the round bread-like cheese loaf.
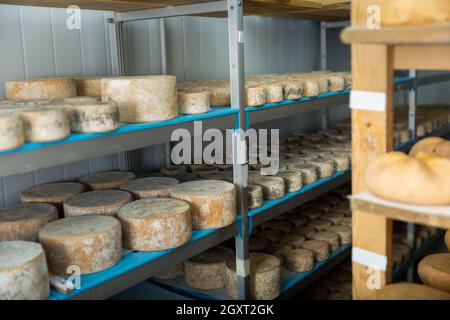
[65,102,119,133]
[301,207,322,221]
[291,225,317,239]
[261,84,283,103]
[248,176,285,200]
[79,171,136,190]
[250,236,271,252]
[257,228,284,243]
[302,240,329,262]
[279,233,306,248]
[63,96,99,104]
[288,164,318,184]
[410,137,450,159]
[284,213,308,227]
[309,219,333,232]
[325,225,351,244]
[277,170,303,193]
[178,89,210,115]
[153,263,184,280]
[328,75,345,92]
[170,180,236,230]
[309,159,334,178]
[282,81,303,100]
[0,203,57,241]
[418,254,450,293]
[311,231,340,251]
[39,215,122,276]
[6,77,76,101]
[322,212,344,225]
[375,283,450,300]
[321,155,350,172]
[120,177,179,199]
[209,86,231,106]
[248,184,264,209]
[302,78,320,97]
[118,198,191,251]
[265,220,293,234]
[101,76,178,123]
[285,248,314,273]
[0,241,49,300]
[246,86,266,107]
[315,76,329,94]
[63,190,133,217]
[161,165,189,177]
[225,253,281,300]
[184,246,234,290]
[75,77,103,98]
[0,111,24,151]
[445,230,450,250]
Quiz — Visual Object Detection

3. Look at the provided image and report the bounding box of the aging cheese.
[288,164,318,184]
[418,254,450,293]
[328,75,345,92]
[311,231,340,251]
[184,246,234,290]
[118,198,191,251]
[246,86,266,107]
[101,76,178,123]
[64,102,120,133]
[154,263,184,280]
[301,207,322,221]
[6,77,76,101]
[160,165,189,177]
[309,159,334,178]
[170,180,236,230]
[325,225,351,245]
[75,77,103,98]
[277,170,303,193]
[302,240,330,261]
[321,155,350,172]
[63,96,99,104]
[264,242,293,262]
[282,81,303,100]
[445,230,450,250]
[250,236,271,252]
[0,241,49,300]
[302,78,320,97]
[120,177,179,199]
[248,176,285,200]
[285,248,314,273]
[291,225,316,239]
[309,219,333,232]
[261,84,283,103]
[63,190,133,217]
[257,228,284,243]
[209,86,231,106]
[283,213,308,227]
[279,233,306,248]
[0,111,24,151]
[375,283,450,300]
[177,89,210,115]
[340,217,352,227]
[322,212,344,225]
[79,171,136,190]
[19,106,70,142]
[171,172,199,183]
[0,203,57,241]
[39,215,122,276]
[315,76,329,94]
[265,220,293,234]
[410,137,450,159]
[248,184,264,209]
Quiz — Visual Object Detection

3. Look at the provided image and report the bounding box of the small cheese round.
[6,77,76,101]
[265,220,293,234]
[311,231,340,251]
[288,164,318,184]
[0,111,24,151]
[279,233,306,248]
[340,217,352,227]
[248,184,264,209]
[315,76,329,94]
[63,190,133,217]
[249,176,285,200]
[0,241,49,300]
[302,78,320,97]
[325,225,352,244]
[170,180,236,230]
[301,207,322,221]
[322,155,350,172]
[120,177,179,199]
[39,215,122,276]
[79,171,136,190]
[375,283,450,300]
[418,254,450,293]
[246,86,266,107]
[285,248,314,273]
[309,159,334,178]
[309,219,333,232]
[277,170,303,193]
[250,236,271,252]
[322,212,345,225]
[209,86,231,106]
[302,240,330,261]
[328,75,345,92]
[65,102,119,133]
[75,77,103,98]
[262,84,283,103]
[257,228,284,243]
[154,263,184,280]
[161,165,189,177]
[118,198,191,251]
[283,213,308,227]
[445,230,450,250]
[282,81,303,100]
[178,89,210,115]
[184,246,234,290]
[292,225,317,239]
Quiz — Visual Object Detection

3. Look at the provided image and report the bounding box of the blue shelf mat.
[48,217,241,300]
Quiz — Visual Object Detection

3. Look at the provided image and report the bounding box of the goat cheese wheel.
[309,219,333,232]
[328,75,345,92]
[340,217,352,227]
[62,96,99,104]
[257,228,284,243]
[5,77,76,101]
[285,248,314,273]
[265,220,293,234]
[209,86,231,106]
[246,86,266,107]
[288,164,318,184]
[120,177,179,199]
[101,76,178,123]
[279,233,306,248]
[0,203,58,241]
[322,212,345,225]
[39,215,122,276]
[79,171,136,190]
[309,159,334,178]
[154,263,184,280]
[321,155,350,172]
[0,111,24,151]
[249,176,285,200]
[302,78,320,97]
[184,246,234,290]
[264,242,293,263]
[248,184,264,209]
[302,240,329,261]
[0,241,49,300]
[118,198,191,251]
[170,180,236,230]
[292,225,317,239]
[282,81,303,100]
[307,202,331,213]
[277,170,303,193]
[65,102,119,133]
[161,165,189,177]
[301,207,322,221]
[445,230,450,250]
[375,283,450,300]
[284,213,308,227]
[418,254,450,293]
[311,231,340,251]
[325,225,352,245]
[63,190,133,217]
[171,172,199,183]
[250,236,271,252]
[178,89,210,115]
[226,253,281,300]
[75,77,103,98]
[261,84,283,103]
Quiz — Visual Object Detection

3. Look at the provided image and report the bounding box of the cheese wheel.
[101,76,178,123]
[118,198,191,251]
[79,171,136,190]
[250,236,271,252]
[154,263,184,280]
[277,170,303,193]
[375,283,450,300]
[261,84,283,103]
[248,176,285,200]
[257,228,284,243]
[75,77,103,98]
[184,246,234,290]
[311,231,340,251]
[301,207,322,221]
[328,75,345,92]
[209,86,231,106]
[315,76,329,94]
[279,233,306,248]
[292,225,317,239]
[287,164,318,184]
[0,241,49,300]
[282,82,303,100]
[309,159,334,178]
[170,180,236,230]
[340,217,352,227]
[177,89,210,115]
[64,102,119,133]
[0,203,58,241]
[410,137,450,159]
[307,202,331,213]
[321,155,350,172]
[265,220,293,234]
[445,230,450,250]
[246,86,266,107]
[302,78,320,97]
[309,219,333,232]
[322,212,344,225]
[302,240,329,261]
[225,253,281,300]
[0,111,24,151]
[63,190,133,217]
[161,165,189,177]
[248,184,264,209]
[39,215,122,276]
[197,170,231,180]
[171,172,199,183]
[325,225,352,244]
[285,248,314,273]
[6,77,76,101]
[120,177,179,199]
[418,254,450,293]
[284,213,308,227]
[62,96,99,104]
[265,242,293,256]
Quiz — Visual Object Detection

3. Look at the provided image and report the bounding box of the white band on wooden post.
[236,258,251,276]
[350,90,387,112]
[352,247,387,271]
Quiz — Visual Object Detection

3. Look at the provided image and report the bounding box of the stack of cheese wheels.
[409,137,450,159]
[184,246,234,290]
[209,86,231,106]
[0,203,58,241]
[120,177,179,199]
[285,248,314,273]
[366,151,450,205]
[375,283,450,300]
[101,75,178,123]
[249,175,285,200]
[63,190,133,217]
[170,180,236,230]
[118,198,191,251]
[177,88,210,115]
[79,171,136,190]
[0,241,49,300]
[418,254,450,293]
[225,253,281,300]
[39,215,122,276]
[154,263,184,280]
[75,76,104,98]
[63,102,120,133]
[5,77,77,101]
[0,111,24,151]
[445,230,450,250]
[292,225,316,238]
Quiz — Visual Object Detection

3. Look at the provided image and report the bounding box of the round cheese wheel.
[248,176,285,200]
[279,233,306,248]
[39,215,122,276]
[64,102,119,133]
[410,137,450,159]
[311,231,340,251]
[120,177,179,199]
[285,248,314,273]
[75,77,103,98]
[284,213,308,227]
[160,165,189,177]
[301,207,322,221]
[291,225,317,239]
[265,220,293,234]
[309,159,334,178]
[264,242,293,262]
[246,86,266,107]
[315,76,329,94]
[62,96,99,104]
[282,81,303,100]
[63,190,133,217]
[154,263,184,280]
[325,225,351,244]
[418,254,450,293]
[320,194,342,206]
[340,217,352,227]
[177,89,210,115]
[184,246,234,290]
[171,172,199,182]
[170,180,236,230]
[309,219,333,232]
[0,241,49,300]
[250,236,271,252]
[322,212,344,225]
[197,170,231,180]
[79,171,136,190]
[209,86,231,106]
[302,78,320,97]
[321,155,350,172]
[6,77,76,101]
[287,164,318,184]
[302,240,329,261]
[248,184,264,209]
[0,203,58,241]
[445,230,450,250]
[101,76,178,123]
[307,202,332,213]
[0,111,24,151]
[257,228,284,243]
[261,84,283,103]
[277,170,303,193]
[375,283,450,300]
[225,253,281,300]
[118,198,191,251]
[328,75,345,92]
